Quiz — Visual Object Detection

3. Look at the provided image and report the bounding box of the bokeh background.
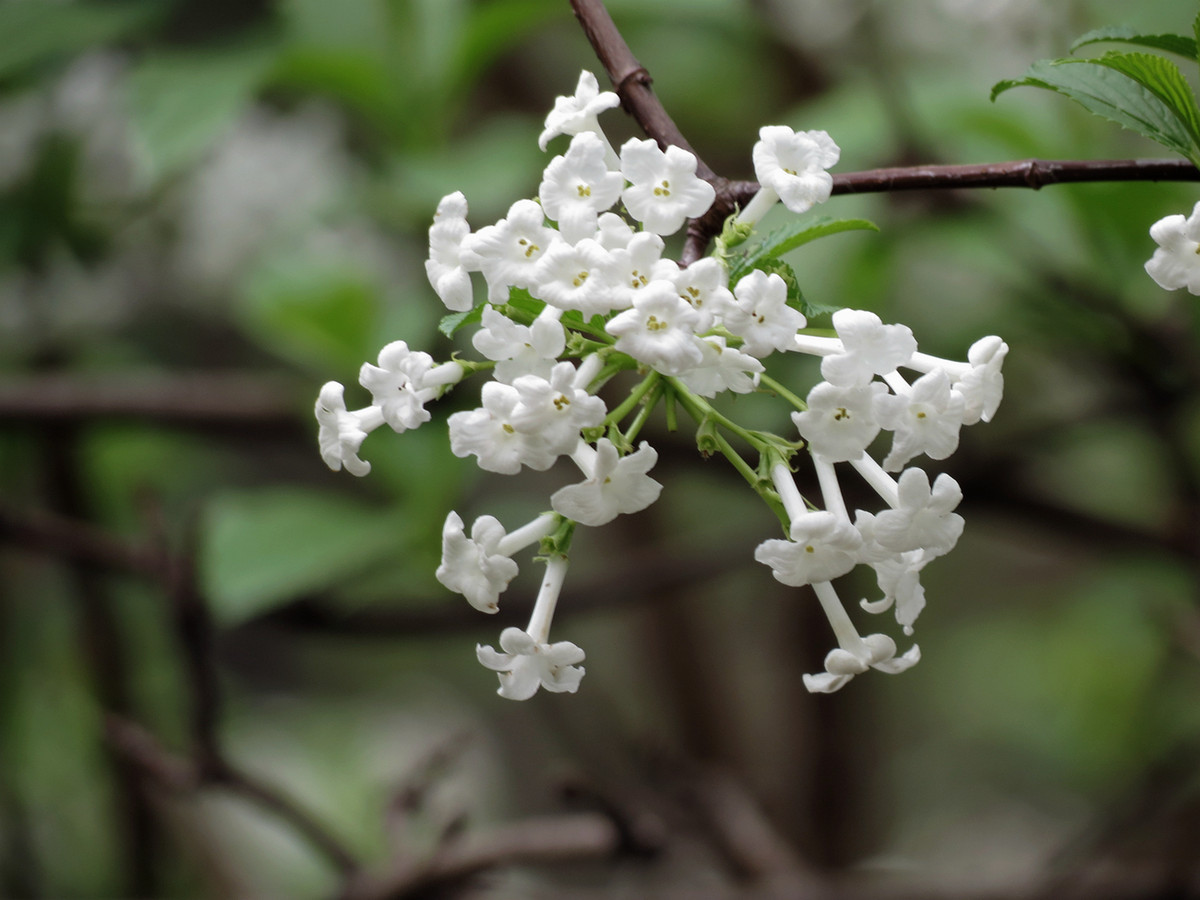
[3,0,1200,897]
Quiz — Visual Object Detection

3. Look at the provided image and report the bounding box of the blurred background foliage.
[3,0,1200,897]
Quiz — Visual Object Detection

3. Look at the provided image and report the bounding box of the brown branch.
[0,373,302,427]
[569,0,716,181]
[106,717,359,875]
[339,813,623,900]
[568,1,1200,264]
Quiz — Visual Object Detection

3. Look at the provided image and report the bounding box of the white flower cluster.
[315,70,1009,699]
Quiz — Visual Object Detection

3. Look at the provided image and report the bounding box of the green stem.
[758,373,807,412]
[604,370,662,427]
[667,378,765,451]
[623,380,664,444]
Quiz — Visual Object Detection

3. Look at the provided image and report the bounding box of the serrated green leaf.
[438,303,483,338]
[1070,26,1197,61]
[200,489,409,626]
[128,41,277,183]
[0,0,164,77]
[1074,51,1200,155]
[992,58,1200,165]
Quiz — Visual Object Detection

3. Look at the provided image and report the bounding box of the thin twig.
[569,0,716,181]
[105,716,360,875]
[340,813,623,900]
[570,1,1200,263]
[0,373,301,427]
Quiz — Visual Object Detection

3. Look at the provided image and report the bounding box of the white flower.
[551,439,663,526]
[752,125,840,214]
[424,191,474,312]
[315,381,380,476]
[477,555,584,700]
[462,199,560,302]
[724,270,807,357]
[594,211,635,249]
[605,280,706,375]
[448,380,555,473]
[669,256,733,333]
[472,306,565,383]
[1145,201,1200,294]
[538,70,620,152]
[815,308,917,387]
[619,138,715,236]
[871,468,964,558]
[509,362,607,456]
[436,512,519,613]
[539,133,625,243]
[803,633,920,694]
[861,549,929,636]
[477,627,586,700]
[597,231,676,309]
[754,511,864,587]
[907,335,1008,425]
[359,341,462,433]
[792,381,887,462]
[675,335,764,397]
[874,369,966,471]
[529,238,616,315]
[956,336,1008,425]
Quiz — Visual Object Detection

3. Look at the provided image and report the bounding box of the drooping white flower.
[792,380,887,462]
[874,369,966,471]
[358,341,462,433]
[436,512,519,613]
[871,468,964,558]
[605,280,706,375]
[803,632,921,694]
[754,510,864,587]
[538,70,620,152]
[472,306,565,383]
[724,270,807,357]
[675,335,764,397]
[807,308,918,387]
[476,555,585,700]
[538,132,625,243]
[861,548,930,636]
[315,381,381,476]
[477,627,586,700]
[509,361,608,457]
[551,439,663,526]
[462,199,560,302]
[668,256,733,333]
[424,191,474,311]
[448,380,556,473]
[597,231,676,309]
[529,238,616,315]
[619,138,715,236]
[907,335,1008,425]
[1145,201,1200,294]
[752,125,840,214]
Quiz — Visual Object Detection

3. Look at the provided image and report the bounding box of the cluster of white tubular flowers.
[315,69,1010,698]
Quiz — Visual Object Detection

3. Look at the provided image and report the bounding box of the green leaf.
[438,303,483,338]
[0,0,163,77]
[238,252,381,375]
[200,489,408,626]
[128,41,278,183]
[1077,51,1200,154]
[992,58,1200,166]
[728,216,878,284]
[1070,27,1197,61]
